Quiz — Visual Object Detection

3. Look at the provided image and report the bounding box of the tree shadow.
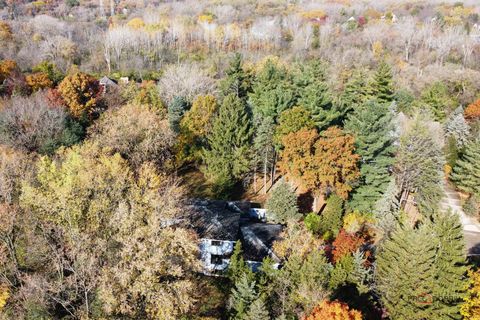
[331,284,383,320]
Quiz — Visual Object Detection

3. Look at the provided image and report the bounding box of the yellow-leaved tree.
[177,94,218,164]
[461,269,480,320]
[304,300,362,320]
[26,72,53,91]
[57,72,100,119]
[20,142,200,319]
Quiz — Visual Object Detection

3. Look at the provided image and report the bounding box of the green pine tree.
[368,61,395,103]
[167,96,189,133]
[374,178,400,234]
[295,60,339,130]
[418,82,457,122]
[249,60,296,122]
[431,211,468,319]
[265,180,300,223]
[246,298,270,320]
[229,274,257,320]
[395,116,444,215]
[220,53,251,101]
[202,94,252,195]
[228,241,254,285]
[318,193,344,238]
[336,69,369,120]
[376,224,438,320]
[451,138,480,197]
[345,100,395,212]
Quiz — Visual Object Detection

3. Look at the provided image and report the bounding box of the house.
[99,76,118,94]
[185,199,282,275]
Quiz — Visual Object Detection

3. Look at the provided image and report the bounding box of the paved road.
[440,181,480,255]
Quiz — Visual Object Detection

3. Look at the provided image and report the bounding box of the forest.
[1,0,480,319]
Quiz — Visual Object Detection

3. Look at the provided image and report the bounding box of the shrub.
[465,99,480,121]
[265,180,300,223]
[304,212,322,234]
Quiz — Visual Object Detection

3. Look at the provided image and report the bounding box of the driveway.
[440,181,480,255]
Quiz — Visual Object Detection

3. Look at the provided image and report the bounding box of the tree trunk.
[312,192,326,213]
[271,149,277,189]
[99,0,105,17]
[110,0,115,16]
[264,149,268,194]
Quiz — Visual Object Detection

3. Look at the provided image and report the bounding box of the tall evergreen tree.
[265,180,300,223]
[228,241,254,285]
[168,96,189,133]
[295,60,339,130]
[418,82,457,122]
[395,116,444,215]
[202,94,252,194]
[229,274,257,319]
[368,61,395,103]
[246,298,270,320]
[376,224,438,320]
[373,178,400,234]
[445,106,470,147]
[451,138,480,197]
[220,53,250,101]
[345,101,396,212]
[336,69,369,120]
[249,60,296,122]
[377,212,467,320]
[431,211,468,319]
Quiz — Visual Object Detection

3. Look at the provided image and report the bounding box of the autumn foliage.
[0,60,18,83]
[461,269,480,320]
[279,126,360,199]
[465,99,480,121]
[26,72,53,91]
[304,300,362,320]
[332,229,365,263]
[57,72,100,119]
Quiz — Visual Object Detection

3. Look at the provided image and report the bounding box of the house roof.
[241,223,283,262]
[99,76,118,86]
[185,199,245,241]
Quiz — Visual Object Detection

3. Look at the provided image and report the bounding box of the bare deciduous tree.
[158,63,216,104]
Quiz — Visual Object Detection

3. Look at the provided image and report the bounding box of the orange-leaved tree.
[279,127,319,190]
[304,300,362,320]
[0,60,17,83]
[57,72,100,119]
[331,229,365,263]
[26,72,53,91]
[314,126,360,199]
[465,99,480,121]
[279,126,360,211]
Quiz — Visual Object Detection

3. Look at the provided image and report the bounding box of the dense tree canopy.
[202,94,252,194]
[345,100,396,212]
[1,2,479,317]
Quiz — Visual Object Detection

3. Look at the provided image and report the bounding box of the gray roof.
[99,76,118,86]
[186,199,246,241]
[241,223,283,262]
